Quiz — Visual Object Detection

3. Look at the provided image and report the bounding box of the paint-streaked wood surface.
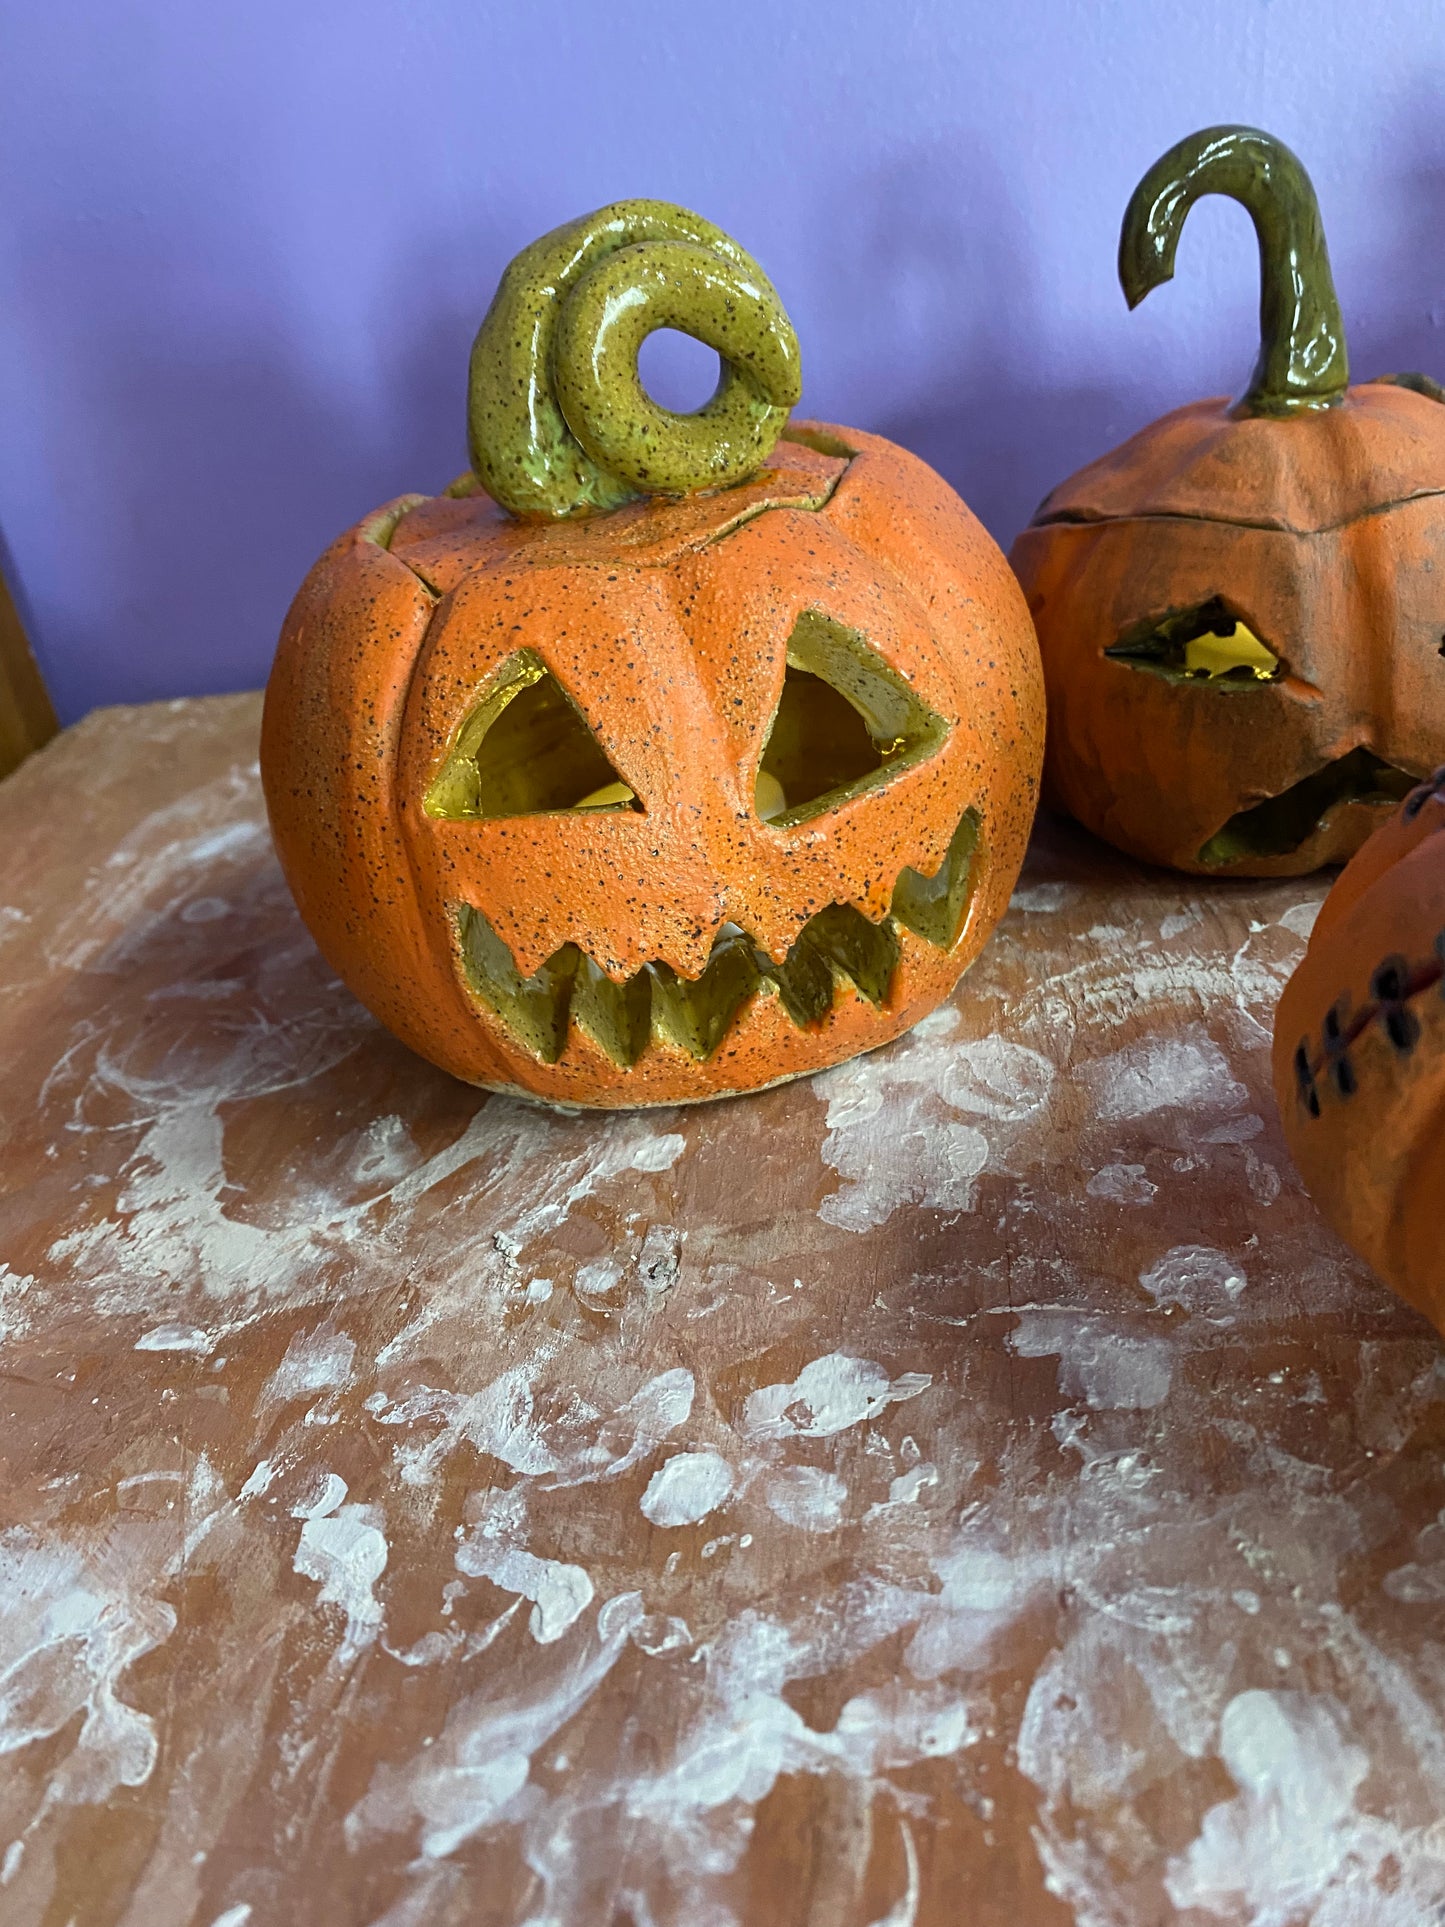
[2,693,1444,1927]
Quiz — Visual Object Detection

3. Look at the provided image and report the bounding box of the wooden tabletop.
[3,693,1444,1927]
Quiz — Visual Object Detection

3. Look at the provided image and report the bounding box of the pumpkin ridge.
[1032,485,1445,539]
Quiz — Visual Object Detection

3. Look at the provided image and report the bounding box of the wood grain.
[1,694,1444,1925]
[0,566,57,781]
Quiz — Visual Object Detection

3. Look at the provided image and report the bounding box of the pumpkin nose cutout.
[424,650,642,819]
[753,611,948,827]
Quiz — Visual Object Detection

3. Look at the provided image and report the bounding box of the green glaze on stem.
[1119,126,1349,419]
[468,200,803,519]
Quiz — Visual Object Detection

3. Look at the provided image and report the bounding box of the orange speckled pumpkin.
[261,202,1043,1107]
[1273,767,1445,1327]
[1012,126,1445,877]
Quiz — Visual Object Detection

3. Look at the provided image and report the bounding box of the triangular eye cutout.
[426,650,643,819]
[754,612,949,828]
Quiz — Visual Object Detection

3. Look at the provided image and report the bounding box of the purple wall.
[3,1,1444,724]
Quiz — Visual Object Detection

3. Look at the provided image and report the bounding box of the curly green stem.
[1119,125,1348,418]
[468,200,802,519]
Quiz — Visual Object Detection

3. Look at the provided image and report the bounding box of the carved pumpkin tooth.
[456,907,576,1062]
[571,954,651,1067]
[792,904,899,1007]
[764,932,836,1028]
[649,929,761,1062]
[892,808,982,949]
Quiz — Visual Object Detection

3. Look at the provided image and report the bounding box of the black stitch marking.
[1298,933,1445,1119]
[1404,766,1445,819]
[1294,1038,1322,1118]
[1371,953,1423,1055]
[1321,998,1358,1098]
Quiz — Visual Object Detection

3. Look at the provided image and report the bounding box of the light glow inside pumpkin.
[1181,619,1279,681]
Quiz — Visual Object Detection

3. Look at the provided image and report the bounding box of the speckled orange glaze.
[262,425,1044,1106]
[1273,768,1445,1326]
[1012,383,1445,876]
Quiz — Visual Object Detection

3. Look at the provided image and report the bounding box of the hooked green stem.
[1119,125,1349,418]
[468,200,802,519]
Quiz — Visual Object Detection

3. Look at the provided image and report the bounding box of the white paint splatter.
[43,773,270,973]
[134,1323,216,1354]
[238,1459,276,1500]
[348,1595,643,1859]
[742,1354,930,1441]
[815,1013,1054,1229]
[1086,1162,1156,1205]
[290,1471,348,1520]
[1010,881,1076,914]
[763,1466,847,1532]
[1165,1691,1369,1917]
[865,1818,920,1927]
[0,905,31,949]
[1139,1245,1247,1318]
[373,1365,694,1490]
[937,1037,1055,1122]
[814,1016,977,1227]
[0,1528,175,1805]
[456,1541,593,1646]
[1195,1110,1265,1144]
[623,1607,973,1837]
[262,1327,355,1407]
[208,1907,254,1927]
[0,1264,35,1346]
[1080,1025,1249,1121]
[293,1505,388,1662]
[456,1489,593,1645]
[1010,1314,1174,1410]
[629,1132,686,1173]
[1279,901,1322,940]
[881,1464,938,1508]
[640,1452,734,1527]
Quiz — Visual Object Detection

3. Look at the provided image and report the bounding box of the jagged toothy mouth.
[455,808,981,1067]
[1197,748,1420,867]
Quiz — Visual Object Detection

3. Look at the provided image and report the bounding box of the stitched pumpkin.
[1011,125,1445,877]
[1273,767,1445,1327]
[262,201,1044,1108]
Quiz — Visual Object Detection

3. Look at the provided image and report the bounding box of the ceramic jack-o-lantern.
[262,201,1044,1107]
[1273,767,1445,1327]
[1011,125,1445,876]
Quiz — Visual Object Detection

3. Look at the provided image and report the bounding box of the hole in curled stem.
[635,330,724,415]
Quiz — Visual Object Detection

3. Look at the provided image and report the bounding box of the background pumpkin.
[262,201,1044,1108]
[1011,125,1445,877]
[1273,767,1445,1329]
